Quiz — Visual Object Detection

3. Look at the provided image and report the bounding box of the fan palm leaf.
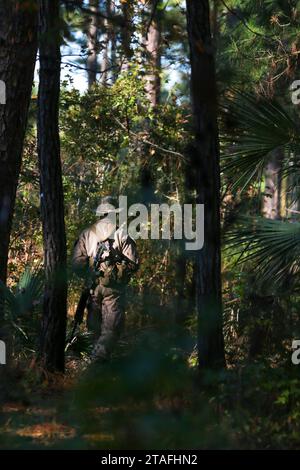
[225,216,300,286]
[221,90,300,192]
[0,265,44,319]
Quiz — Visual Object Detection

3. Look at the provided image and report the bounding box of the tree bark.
[0,0,38,285]
[100,0,110,85]
[120,0,133,69]
[87,0,99,88]
[144,0,161,107]
[109,0,117,82]
[262,149,283,220]
[38,0,67,372]
[186,0,225,369]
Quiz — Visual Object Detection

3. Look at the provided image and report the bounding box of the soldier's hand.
[116,262,125,279]
[100,270,112,286]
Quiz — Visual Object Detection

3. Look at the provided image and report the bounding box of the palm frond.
[65,327,94,356]
[221,90,300,192]
[225,216,300,286]
[0,265,44,319]
[14,266,44,316]
[0,281,18,315]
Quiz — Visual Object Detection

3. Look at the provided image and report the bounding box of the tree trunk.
[144,0,161,107]
[100,0,110,85]
[109,0,117,83]
[120,0,133,70]
[38,0,67,372]
[211,0,220,49]
[262,149,283,220]
[87,0,99,88]
[186,0,225,369]
[0,0,38,285]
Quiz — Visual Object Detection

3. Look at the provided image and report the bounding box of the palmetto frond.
[226,216,300,286]
[15,266,44,316]
[221,90,300,191]
[0,266,44,319]
[0,282,17,315]
[65,327,94,356]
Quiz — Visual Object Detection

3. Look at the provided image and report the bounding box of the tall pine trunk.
[186,0,225,369]
[38,0,67,372]
[262,149,283,220]
[100,0,110,85]
[0,0,38,285]
[120,0,133,69]
[87,0,99,88]
[144,0,161,107]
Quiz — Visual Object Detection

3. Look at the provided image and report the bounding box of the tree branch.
[113,117,187,162]
[63,0,132,30]
[220,0,276,40]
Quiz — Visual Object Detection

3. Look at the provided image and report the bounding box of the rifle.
[65,241,137,351]
[65,288,90,352]
[65,243,107,351]
[102,241,138,272]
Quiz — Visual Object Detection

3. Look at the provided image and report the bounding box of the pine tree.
[186,0,225,369]
[0,0,38,286]
[38,0,68,372]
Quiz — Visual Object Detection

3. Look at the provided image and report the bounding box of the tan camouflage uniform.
[72,218,138,361]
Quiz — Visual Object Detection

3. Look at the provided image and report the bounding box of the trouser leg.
[91,287,125,361]
[86,291,102,337]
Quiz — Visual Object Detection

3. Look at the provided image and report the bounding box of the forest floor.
[0,357,236,450]
[0,327,298,450]
[0,325,239,450]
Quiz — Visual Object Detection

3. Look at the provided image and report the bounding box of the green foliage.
[221,90,300,192]
[226,216,300,286]
[0,266,43,358]
[60,70,189,249]
[217,0,300,91]
[5,0,300,451]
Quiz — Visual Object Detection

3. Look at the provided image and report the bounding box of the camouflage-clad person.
[72,196,139,363]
